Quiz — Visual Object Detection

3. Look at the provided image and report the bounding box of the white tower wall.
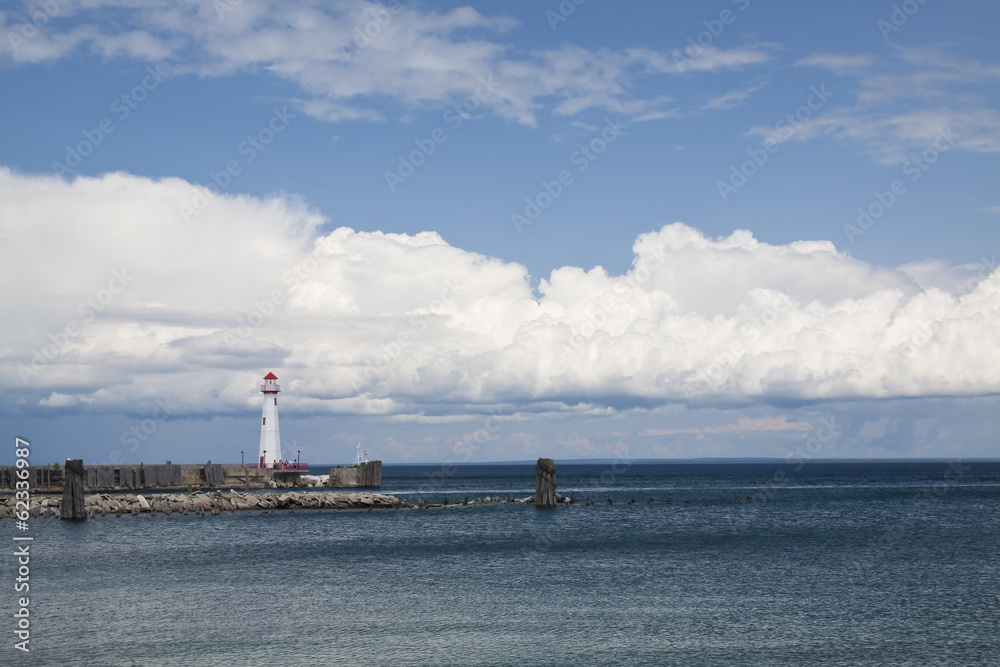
[258,375,281,467]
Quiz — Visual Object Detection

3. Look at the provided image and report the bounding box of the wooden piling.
[358,461,382,488]
[60,459,87,520]
[535,457,557,508]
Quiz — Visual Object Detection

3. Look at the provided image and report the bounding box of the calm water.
[8,461,1000,666]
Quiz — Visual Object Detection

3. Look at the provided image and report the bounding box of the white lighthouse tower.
[258,372,281,468]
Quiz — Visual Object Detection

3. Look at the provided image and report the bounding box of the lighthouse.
[258,372,281,468]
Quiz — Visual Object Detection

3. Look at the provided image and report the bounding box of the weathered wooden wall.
[359,461,382,488]
[535,457,557,508]
[0,465,58,490]
[1,461,242,492]
[60,459,87,520]
[203,462,224,487]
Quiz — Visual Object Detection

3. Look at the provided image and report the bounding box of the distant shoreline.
[372,457,1000,466]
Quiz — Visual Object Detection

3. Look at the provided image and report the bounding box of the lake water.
[9,460,1000,666]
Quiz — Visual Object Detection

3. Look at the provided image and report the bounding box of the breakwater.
[0,459,384,493]
[0,461,273,493]
[0,490,409,519]
[0,490,584,519]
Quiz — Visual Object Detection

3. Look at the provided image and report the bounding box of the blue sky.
[1,0,998,466]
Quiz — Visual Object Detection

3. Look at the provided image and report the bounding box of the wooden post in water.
[60,459,87,520]
[358,461,383,488]
[535,457,557,508]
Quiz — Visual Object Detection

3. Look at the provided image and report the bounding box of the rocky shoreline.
[0,490,412,518]
[0,490,744,519]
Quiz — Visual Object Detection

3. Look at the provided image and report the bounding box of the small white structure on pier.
[258,372,281,468]
[354,442,369,467]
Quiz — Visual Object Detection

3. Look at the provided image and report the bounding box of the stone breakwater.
[0,490,410,518]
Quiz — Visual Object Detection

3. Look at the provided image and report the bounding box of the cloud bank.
[3,167,998,423]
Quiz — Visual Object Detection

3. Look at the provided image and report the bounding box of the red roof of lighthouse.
[263,372,278,379]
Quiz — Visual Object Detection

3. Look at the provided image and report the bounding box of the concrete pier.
[0,461,279,494]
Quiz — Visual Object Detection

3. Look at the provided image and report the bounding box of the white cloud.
[39,392,79,408]
[629,45,774,74]
[3,168,999,422]
[785,47,1000,162]
[0,1,770,126]
[794,53,873,75]
[701,83,763,111]
[748,108,1000,164]
[641,417,814,436]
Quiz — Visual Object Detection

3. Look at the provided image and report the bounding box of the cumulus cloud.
[2,168,999,422]
[0,0,769,126]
